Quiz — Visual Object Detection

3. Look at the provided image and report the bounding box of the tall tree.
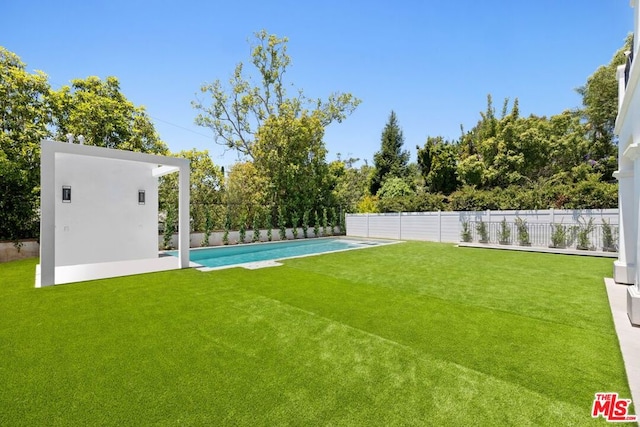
[370,111,409,195]
[159,149,224,232]
[576,34,631,180]
[193,30,360,160]
[417,136,459,195]
[224,162,269,228]
[329,157,372,212]
[49,76,168,154]
[252,104,331,218]
[0,47,51,240]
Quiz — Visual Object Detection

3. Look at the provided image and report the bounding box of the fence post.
[550,208,554,224]
[399,212,402,240]
[366,213,370,238]
[438,210,442,242]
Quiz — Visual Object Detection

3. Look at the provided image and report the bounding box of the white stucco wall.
[54,154,159,266]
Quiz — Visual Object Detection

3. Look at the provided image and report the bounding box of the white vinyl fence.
[346,209,619,252]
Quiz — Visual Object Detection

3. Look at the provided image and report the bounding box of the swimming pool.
[167,238,393,269]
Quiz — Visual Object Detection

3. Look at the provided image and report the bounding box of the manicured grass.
[0,242,631,425]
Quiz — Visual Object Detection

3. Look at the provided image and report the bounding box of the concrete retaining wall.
[0,240,40,263]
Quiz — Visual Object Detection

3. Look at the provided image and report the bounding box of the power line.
[149,115,213,140]
[47,77,214,141]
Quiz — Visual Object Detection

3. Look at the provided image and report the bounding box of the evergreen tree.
[370,111,410,195]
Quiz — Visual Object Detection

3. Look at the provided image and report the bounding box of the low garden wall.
[159,227,341,250]
[1,228,342,263]
[346,209,619,253]
[0,240,40,263]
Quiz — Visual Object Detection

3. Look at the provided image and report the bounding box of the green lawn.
[0,241,631,425]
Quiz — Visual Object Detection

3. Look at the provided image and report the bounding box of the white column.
[618,65,627,111]
[614,167,636,284]
[624,144,640,325]
[635,0,640,58]
[178,161,190,269]
[39,141,56,287]
[634,158,640,290]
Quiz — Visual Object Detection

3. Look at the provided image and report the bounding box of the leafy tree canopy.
[159,149,224,232]
[329,157,372,213]
[193,30,360,160]
[0,46,170,240]
[50,76,168,154]
[377,176,413,200]
[0,47,51,240]
[253,104,331,218]
[224,161,269,228]
[417,136,458,195]
[576,33,631,163]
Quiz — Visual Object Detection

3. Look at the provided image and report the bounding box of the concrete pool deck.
[34,238,401,285]
[604,278,640,420]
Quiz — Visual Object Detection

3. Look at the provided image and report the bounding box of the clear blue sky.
[3,0,633,168]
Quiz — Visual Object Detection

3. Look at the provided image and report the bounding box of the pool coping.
[185,237,403,272]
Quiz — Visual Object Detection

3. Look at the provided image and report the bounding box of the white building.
[615,0,640,324]
[37,139,190,287]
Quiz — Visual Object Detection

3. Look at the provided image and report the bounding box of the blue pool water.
[168,238,388,269]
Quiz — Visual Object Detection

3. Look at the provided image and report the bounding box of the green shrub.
[278,206,287,240]
[329,207,337,236]
[550,224,567,248]
[252,211,261,243]
[515,217,530,246]
[498,217,510,244]
[602,219,615,251]
[302,211,309,238]
[413,191,447,212]
[163,207,176,250]
[476,220,489,243]
[356,195,379,213]
[222,212,230,245]
[377,177,414,199]
[239,214,247,244]
[291,212,299,239]
[461,220,472,242]
[265,210,273,242]
[338,208,346,234]
[576,217,595,250]
[322,208,328,236]
[377,196,411,213]
[201,210,212,247]
[314,211,320,237]
[450,186,501,211]
[568,179,618,209]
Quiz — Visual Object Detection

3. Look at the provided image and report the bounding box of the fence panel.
[400,212,439,241]
[441,213,462,243]
[346,209,619,252]
[346,215,369,237]
[368,213,401,239]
